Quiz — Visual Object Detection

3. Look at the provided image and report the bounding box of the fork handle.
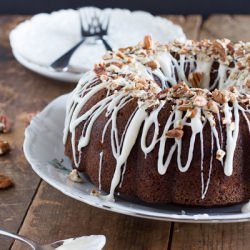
[50,38,86,71]
[0,229,36,249]
[100,37,112,51]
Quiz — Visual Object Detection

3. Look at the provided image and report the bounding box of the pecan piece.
[188,72,204,88]
[68,169,83,183]
[186,108,198,118]
[235,48,244,57]
[145,60,158,70]
[212,40,227,61]
[226,42,235,53]
[0,140,10,156]
[212,89,229,104]
[90,188,101,197]
[246,80,250,89]
[0,174,13,189]
[178,103,194,111]
[193,95,208,107]
[110,61,123,68]
[143,35,153,50]
[165,128,184,140]
[156,88,170,99]
[0,115,11,133]
[207,100,219,114]
[94,63,106,76]
[216,149,225,161]
[237,61,245,70]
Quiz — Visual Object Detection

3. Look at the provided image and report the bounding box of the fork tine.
[77,9,84,37]
[104,15,110,32]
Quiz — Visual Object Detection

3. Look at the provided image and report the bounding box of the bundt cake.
[63,36,250,206]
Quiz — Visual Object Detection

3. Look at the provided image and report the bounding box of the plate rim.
[12,49,82,83]
[23,94,250,223]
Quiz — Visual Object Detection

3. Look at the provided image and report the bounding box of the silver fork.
[50,9,112,73]
[0,229,105,250]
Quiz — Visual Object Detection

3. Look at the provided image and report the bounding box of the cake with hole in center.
[63,36,250,206]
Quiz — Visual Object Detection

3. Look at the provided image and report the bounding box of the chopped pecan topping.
[216,149,225,161]
[145,60,158,70]
[178,103,194,111]
[0,140,10,156]
[212,89,229,104]
[90,188,101,197]
[186,108,198,118]
[110,61,123,68]
[156,88,170,99]
[237,61,245,70]
[212,40,227,61]
[172,82,190,98]
[178,47,189,55]
[193,95,208,107]
[207,100,219,114]
[226,42,235,53]
[102,52,113,60]
[118,46,133,53]
[116,51,126,59]
[246,80,250,89]
[235,48,244,57]
[0,115,11,133]
[228,86,238,93]
[94,63,106,76]
[165,128,184,140]
[68,169,83,183]
[247,56,250,66]
[0,174,13,189]
[188,72,204,88]
[143,35,153,50]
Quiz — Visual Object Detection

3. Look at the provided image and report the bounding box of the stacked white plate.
[10,7,186,82]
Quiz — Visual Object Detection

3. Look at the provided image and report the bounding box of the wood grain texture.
[200,15,250,41]
[170,14,250,250]
[0,15,74,249]
[12,182,170,250]
[171,223,249,250]
[9,14,202,250]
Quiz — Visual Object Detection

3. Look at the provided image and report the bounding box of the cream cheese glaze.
[55,235,106,250]
[64,36,250,201]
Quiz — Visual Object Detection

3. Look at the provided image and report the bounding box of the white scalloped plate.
[10,7,186,83]
[23,95,250,223]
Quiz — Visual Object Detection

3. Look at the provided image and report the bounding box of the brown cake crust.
[64,37,250,206]
[64,89,250,206]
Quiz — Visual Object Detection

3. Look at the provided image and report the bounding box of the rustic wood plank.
[9,14,202,250]
[200,14,250,41]
[0,15,75,249]
[11,182,171,250]
[171,14,250,250]
[164,15,202,40]
[171,223,248,250]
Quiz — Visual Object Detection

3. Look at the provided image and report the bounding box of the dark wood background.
[0,0,250,16]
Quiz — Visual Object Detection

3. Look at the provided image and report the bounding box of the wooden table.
[1,14,250,250]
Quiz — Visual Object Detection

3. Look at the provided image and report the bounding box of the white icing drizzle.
[64,37,250,202]
[202,129,214,199]
[223,102,240,176]
[98,151,103,190]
